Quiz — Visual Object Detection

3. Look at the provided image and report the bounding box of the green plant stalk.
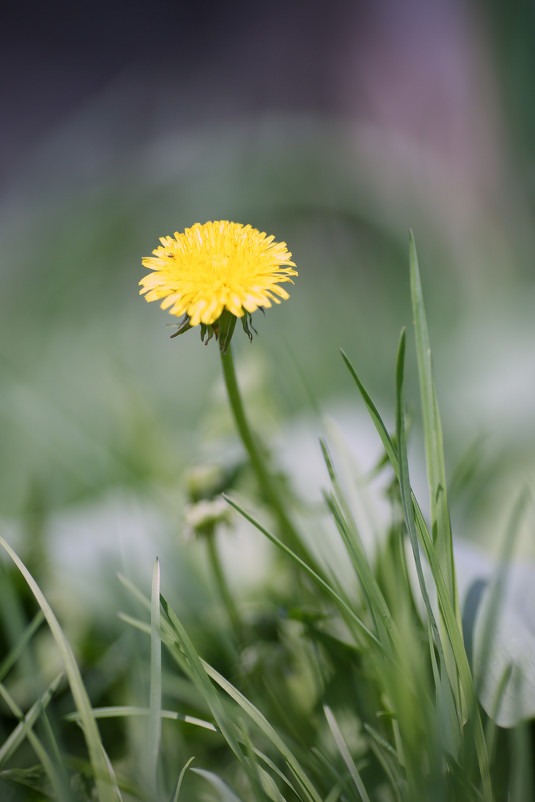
[205,529,242,639]
[219,339,306,561]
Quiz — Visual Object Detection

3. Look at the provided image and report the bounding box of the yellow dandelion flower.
[140,221,297,337]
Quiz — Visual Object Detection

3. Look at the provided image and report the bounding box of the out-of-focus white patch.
[46,490,168,613]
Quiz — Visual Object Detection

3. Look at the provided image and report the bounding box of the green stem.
[205,530,241,639]
[219,342,306,560]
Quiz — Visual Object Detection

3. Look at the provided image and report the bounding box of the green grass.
[0,238,532,801]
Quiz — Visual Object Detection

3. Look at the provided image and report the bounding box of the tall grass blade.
[409,233,458,615]
[363,724,404,802]
[320,440,398,651]
[223,493,381,648]
[200,659,322,802]
[159,621,323,802]
[395,329,462,763]
[159,596,267,799]
[149,557,162,796]
[324,705,371,802]
[342,337,492,798]
[0,535,122,802]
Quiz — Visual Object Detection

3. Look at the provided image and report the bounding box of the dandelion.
[141,219,307,565]
[140,220,297,350]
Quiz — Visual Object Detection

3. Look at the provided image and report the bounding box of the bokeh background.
[1,0,535,623]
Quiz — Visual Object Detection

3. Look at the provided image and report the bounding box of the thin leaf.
[341,346,492,796]
[199,660,323,802]
[0,673,63,766]
[0,611,45,683]
[0,535,121,802]
[170,756,195,802]
[149,558,162,795]
[159,597,266,798]
[409,232,458,612]
[0,674,71,801]
[66,705,217,731]
[324,706,371,802]
[320,440,397,650]
[190,768,245,802]
[223,493,381,649]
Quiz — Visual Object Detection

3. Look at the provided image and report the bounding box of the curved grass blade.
[159,596,266,800]
[161,595,323,802]
[0,673,71,801]
[223,493,381,649]
[148,558,162,796]
[395,329,463,762]
[66,705,217,731]
[0,535,122,802]
[170,756,195,802]
[190,768,245,801]
[0,611,45,683]
[409,232,458,615]
[320,440,397,650]
[324,705,371,802]
[342,345,492,798]
[199,660,323,802]
[0,673,63,766]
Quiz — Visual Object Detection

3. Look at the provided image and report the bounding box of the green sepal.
[216,310,238,353]
[241,311,259,342]
[170,313,192,338]
[200,323,215,345]
[170,308,256,352]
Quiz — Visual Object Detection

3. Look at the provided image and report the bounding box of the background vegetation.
[0,1,534,799]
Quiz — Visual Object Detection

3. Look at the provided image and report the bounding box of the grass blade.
[190,767,245,801]
[342,338,492,798]
[159,596,267,799]
[324,705,371,802]
[0,535,121,802]
[0,673,72,801]
[409,232,458,613]
[0,611,45,683]
[200,660,323,802]
[223,493,381,649]
[320,440,398,651]
[170,756,196,802]
[395,329,462,762]
[0,673,63,766]
[67,705,217,731]
[149,557,162,796]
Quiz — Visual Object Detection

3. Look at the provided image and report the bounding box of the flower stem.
[219,343,306,559]
[205,530,241,640]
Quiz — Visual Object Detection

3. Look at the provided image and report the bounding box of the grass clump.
[0,235,532,801]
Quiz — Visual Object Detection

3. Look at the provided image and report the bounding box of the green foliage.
[0,240,533,801]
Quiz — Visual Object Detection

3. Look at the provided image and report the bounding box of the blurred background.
[1,0,535,618]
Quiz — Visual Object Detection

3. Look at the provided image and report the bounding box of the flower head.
[140,221,297,348]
